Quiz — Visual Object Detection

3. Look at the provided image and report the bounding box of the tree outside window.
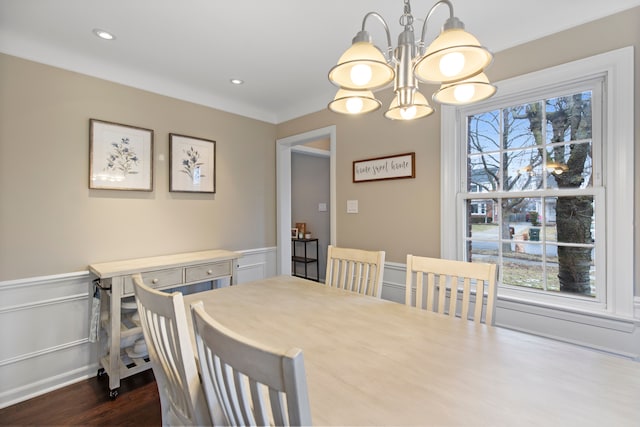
[465,91,595,297]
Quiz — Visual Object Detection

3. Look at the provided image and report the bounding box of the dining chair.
[325,245,386,298]
[132,273,212,426]
[405,255,498,325]
[191,301,312,427]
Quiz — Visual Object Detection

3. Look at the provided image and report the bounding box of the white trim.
[276,126,336,275]
[0,364,99,410]
[0,293,88,314]
[442,46,635,318]
[0,270,89,290]
[440,104,460,260]
[0,338,89,367]
[291,145,330,158]
[236,246,277,256]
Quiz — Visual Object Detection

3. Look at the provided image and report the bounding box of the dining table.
[182,275,640,426]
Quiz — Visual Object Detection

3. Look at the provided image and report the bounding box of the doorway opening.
[276,126,336,275]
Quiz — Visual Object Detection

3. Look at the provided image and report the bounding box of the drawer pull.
[207,269,213,275]
[152,278,159,284]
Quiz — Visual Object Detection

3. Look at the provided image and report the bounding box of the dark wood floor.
[0,371,162,426]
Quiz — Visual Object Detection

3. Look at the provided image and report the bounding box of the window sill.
[497,293,638,332]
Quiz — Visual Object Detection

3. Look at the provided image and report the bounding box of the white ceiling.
[1,0,639,124]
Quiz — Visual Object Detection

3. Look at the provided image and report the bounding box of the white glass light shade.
[328,42,395,90]
[328,89,381,115]
[432,72,496,105]
[384,91,434,120]
[414,28,492,84]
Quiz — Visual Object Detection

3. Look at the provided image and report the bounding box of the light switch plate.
[347,200,358,214]
[319,203,327,212]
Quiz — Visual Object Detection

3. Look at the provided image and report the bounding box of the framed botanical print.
[169,133,216,193]
[89,119,154,191]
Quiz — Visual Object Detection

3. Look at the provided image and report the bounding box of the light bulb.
[350,64,373,86]
[454,84,475,102]
[439,52,465,77]
[346,97,364,114]
[400,106,417,120]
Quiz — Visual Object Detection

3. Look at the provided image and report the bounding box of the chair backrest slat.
[191,301,312,426]
[405,255,498,325]
[132,273,212,426]
[325,245,386,298]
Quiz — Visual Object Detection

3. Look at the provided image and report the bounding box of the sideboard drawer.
[185,261,232,283]
[123,267,183,295]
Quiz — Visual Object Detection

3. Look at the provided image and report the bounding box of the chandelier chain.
[400,0,414,28]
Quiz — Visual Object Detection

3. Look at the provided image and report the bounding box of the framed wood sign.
[89,119,154,191]
[353,152,415,183]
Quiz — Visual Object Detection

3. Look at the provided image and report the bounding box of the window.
[441,48,634,317]
[466,89,598,297]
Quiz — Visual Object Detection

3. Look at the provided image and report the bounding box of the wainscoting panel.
[0,247,278,409]
[236,247,277,284]
[380,261,407,303]
[0,272,98,409]
[379,262,640,361]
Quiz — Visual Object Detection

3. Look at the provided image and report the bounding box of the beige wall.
[303,137,330,151]
[277,7,640,294]
[1,7,638,292]
[279,105,443,264]
[0,54,277,281]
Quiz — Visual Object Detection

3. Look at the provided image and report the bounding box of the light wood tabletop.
[183,275,640,426]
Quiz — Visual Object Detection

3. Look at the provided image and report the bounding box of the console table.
[88,249,240,399]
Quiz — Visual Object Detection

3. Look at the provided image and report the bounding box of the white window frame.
[441,47,634,318]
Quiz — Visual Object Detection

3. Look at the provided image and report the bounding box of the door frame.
[276,126,336,275]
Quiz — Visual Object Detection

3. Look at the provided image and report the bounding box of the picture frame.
[169,133,216,193]
[89,119,154,191]
[291,228,299,239]
[353,152,415,183]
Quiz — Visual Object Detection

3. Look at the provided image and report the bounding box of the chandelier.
[328,0,496,120]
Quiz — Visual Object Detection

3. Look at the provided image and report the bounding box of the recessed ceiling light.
[230,78,244,85]
[93,29,115,40]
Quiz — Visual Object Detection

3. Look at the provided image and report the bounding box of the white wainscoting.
[0,246,278,409]
[236,247,277,284]
[0,271,98,409]
[380,262,640,361]
[2,251,636,409]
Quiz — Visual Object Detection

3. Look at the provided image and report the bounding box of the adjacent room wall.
[0,54,277,281]
[277,6,640,297]
[291,152,330,280]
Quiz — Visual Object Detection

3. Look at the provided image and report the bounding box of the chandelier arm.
[417,0,454,55]
[361,12,394,62]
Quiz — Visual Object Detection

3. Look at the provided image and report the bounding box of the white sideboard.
[88,249,241,399]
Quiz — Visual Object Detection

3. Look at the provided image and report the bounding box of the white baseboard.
[0,362,98,409]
